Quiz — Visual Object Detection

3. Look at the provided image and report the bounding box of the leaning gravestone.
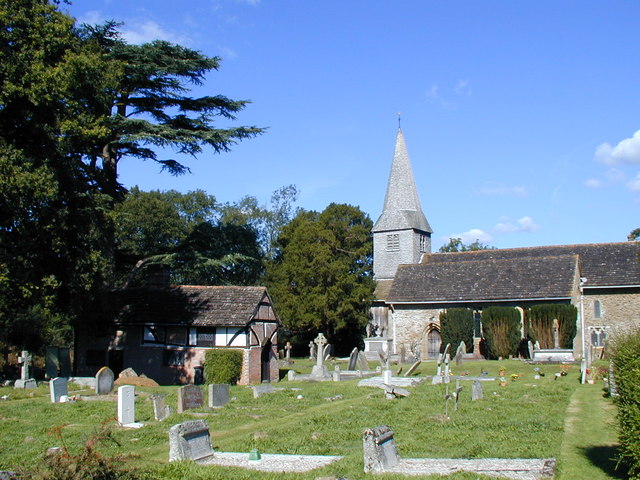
[49,377,68,403]
[177,385,204,413]
[169,420,214,462]
[323,343,333,360]
[209,384,229,407]
[363,425,400,473]
[95,366,115,395]
[348,347,360,371]
[117,385,142,428]
[357,351,371,371]
[404,360,421,377]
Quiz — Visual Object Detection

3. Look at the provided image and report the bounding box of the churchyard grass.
[0,360,623,479]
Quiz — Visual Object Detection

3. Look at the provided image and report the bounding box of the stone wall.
[392,305,443,360]
[582,288,640,347]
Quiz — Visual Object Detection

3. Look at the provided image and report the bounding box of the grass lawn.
[0,359,626,479]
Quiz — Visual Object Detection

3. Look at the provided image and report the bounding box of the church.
[370,128,640,364]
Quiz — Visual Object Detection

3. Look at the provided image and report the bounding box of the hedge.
[439,308,474,351]
[481,306,522,359]
[204,349,243,385]
[611,328,640,478]
[527,304,577,349]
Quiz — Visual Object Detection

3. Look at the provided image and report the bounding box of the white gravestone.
[14,350,36,389]
[49,377,68,403]
[117,385,142,428]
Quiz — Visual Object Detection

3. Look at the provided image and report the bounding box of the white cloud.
[585,178,601,188]
[627,173,640,192]
[426,84,439,99]
[477,183,528,196]
[595,129,640,165]
[495,216,539,233]
[121,20,191,45]
[448,228,493,244]
[454,79,471,96]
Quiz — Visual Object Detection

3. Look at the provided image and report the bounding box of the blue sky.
[64,1,640,250]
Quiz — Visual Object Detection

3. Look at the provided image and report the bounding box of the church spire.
[372,128,432,234]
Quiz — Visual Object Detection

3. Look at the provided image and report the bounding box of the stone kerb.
[169,420,214,462]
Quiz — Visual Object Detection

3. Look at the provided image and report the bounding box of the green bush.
[482,306,522,359]
[611,327,640,478]
[439,308,474,351]
[527,304,577,349]
[204,349,243,384]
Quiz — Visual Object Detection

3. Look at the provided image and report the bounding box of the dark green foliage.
[527,304,577,349]
[482,306,522,359]
[611,328,640,478]
[204,349,243,385]
[438,237,495,252]
[265,203,375,355]
[439,308,474,350]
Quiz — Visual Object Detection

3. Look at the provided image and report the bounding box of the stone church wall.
[583,289,640,346]
[392,305,443,359]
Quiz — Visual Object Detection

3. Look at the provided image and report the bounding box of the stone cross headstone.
[95,366,115,395]
[553,318,560,349]
[527,340,534,360]
[153,394,171,421]
[177,385,204,413]
[284,341,292,363]
[311,333,330,378]
[363,425,400,473]
[432,353,444,385]
[404,360,421,377]
[443,353,451,384]
[49,377,68,403]
[309,341,316,361]
[209,384,230,407]
[14,351,37,389]
[118,385,142,428]
[169,420,214,462]
[471,380,483,401]
[348,347,359,371]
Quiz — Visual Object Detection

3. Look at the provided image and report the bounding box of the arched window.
[594,300,602,319]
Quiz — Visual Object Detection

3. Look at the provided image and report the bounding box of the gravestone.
[323,343,333,360]
[284,341,293,364]
[553,319,560,349]
[311,333,330,378]
[363,425,400,473]
[49,377,68,403]
[443,353,451,384]
[453,380,463,411]
[348,347,359,371]
[95,366,115,395]
[455,341,466,366]
[45,347,71,379]
[169,420,214,462]
[118,385,142,428]
[153,394,171,421]
[471,380,483,401]
[209,384,230,407]
[404,360,421,377]
[528,340,534,360]
[14,350,36,389]
[357,351,371,371]
[177,385,204,413]
[309,341,316,361]
[252,384,274,398]
[377,350,389,370]
[399,344,407,364]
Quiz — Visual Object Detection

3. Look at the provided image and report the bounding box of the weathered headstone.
[118,385,142,428]
[14,350,36,389]
[455,341,466,366]
[443,353,451,384]
[357,351,371,371]
[169,420,214,462]
[153,394,171,421]
[323,343,333,360]
[95,366,115,395]
[49,377,68,403]
[209,384,229,408]
[348,347,359,371]
[404,360,421,377]
[471,380,483,401]
[287,370,296,381]
[453,380,463,411]
[527,340,534,360]
[284,341,293,364]
[177,385,204,413]
[400,344,407,364]
[553,318,560,349]
[363,425,400,473]
[252,384,274,398]
[309,341,316,361]
[377,350,389,370]
[46,347,71,379]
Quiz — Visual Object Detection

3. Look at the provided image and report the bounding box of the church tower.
[372,128,432,281]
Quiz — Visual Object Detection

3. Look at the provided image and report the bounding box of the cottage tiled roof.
[114,285,278,327]
[388,254,580,303]
[420,242,640,288]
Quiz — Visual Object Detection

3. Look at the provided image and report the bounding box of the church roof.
[388,254,580,303]
[113,285,280,327]
[421,242,640,288]
[372,129,432,234]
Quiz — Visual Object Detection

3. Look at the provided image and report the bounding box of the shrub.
[611,328,640,478]
[204,349,243,384]
[527,304,577,348]
[482,306,522,359]
[439,308,474,351]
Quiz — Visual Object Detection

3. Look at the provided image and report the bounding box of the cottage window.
[215,327,246,347]
[163,349,185,366]
[197,328,216,347]
[386,234,400,251]
[594,300,602,319]
[143,326,164,344]
[166,327,187,346]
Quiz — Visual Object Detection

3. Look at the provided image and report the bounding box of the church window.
[590,327,607,347]
[419,234,428,253]
[594,300,602,319]
[386,234,400,251]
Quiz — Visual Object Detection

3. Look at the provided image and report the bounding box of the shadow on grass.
[582,445,628,479]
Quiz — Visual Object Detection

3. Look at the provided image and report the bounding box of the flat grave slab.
[199,452,343,472]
